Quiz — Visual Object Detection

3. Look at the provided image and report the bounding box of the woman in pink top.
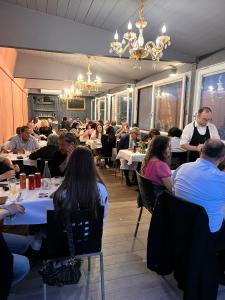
[142,136,172,196]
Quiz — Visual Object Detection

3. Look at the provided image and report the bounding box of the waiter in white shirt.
[180,107,220,161]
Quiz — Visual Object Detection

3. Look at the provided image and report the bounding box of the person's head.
[105,120,111,127]
[201,139,225,166]
[96,124,103,138]
[62,117,67,122]
[168,127,182,138]
[142,136,171,172]
[132,123,138,128]
[72,122,79,129]
[129,127,140,140]
[20,126,31,141]
[90,123,97,130]
[58,133,77,154]
[148,128,160,139]
[27,122,35,131]
[111,120,116,126]
[32,117,39,124]
[68,117,73,124]
[98,120,104,126]
[122,122,129,129]
[16,127,21,135]
[47,134,59,146]
[197,107,212,127]
[40,119,49,128]
[58,128,68,136]
[54,146,104,218]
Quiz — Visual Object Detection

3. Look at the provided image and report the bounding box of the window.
[137,86,152,130]
[111,95,116,121]
[95,97,106,121]
[154,81,183,132]
[116,93,128,124]
[91,99,95,120]
[200,71,225,139]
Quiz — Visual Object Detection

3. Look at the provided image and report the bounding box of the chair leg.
[43,283,47,300]
[134,207,143,238]
[99,253,105,300]
[88,256,91,272]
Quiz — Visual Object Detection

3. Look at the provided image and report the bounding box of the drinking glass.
[8,177,17,195]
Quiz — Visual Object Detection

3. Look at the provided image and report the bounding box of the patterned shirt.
[7,135,40,151]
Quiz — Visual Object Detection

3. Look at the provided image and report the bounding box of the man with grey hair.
[118,127,140,186]
[173,139,225,235]
[29,134,59,160]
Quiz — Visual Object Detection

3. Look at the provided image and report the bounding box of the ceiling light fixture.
[75,56,102,94]
[109,0,171,64]
[59,86,82,101]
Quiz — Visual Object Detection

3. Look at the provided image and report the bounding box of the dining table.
[0,140,47,167]
[1,177,61,225]
[116,149,146,165]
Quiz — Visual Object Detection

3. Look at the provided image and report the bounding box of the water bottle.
[42,161,51,190]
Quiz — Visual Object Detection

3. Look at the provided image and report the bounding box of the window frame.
[135,73,188,133]
[194,61,225,116]
[110,90,132,125]
[95,96,107,121]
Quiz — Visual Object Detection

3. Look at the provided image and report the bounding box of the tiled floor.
[8,171,225,299]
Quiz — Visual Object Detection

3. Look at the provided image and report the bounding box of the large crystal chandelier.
[59,85,82,101]
[76,57,102,94]
[109,0,171,62]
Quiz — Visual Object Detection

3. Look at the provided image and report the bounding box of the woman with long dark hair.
[53,146,108,218]
[141,136,172,196]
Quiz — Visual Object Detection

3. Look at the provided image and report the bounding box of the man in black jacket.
[118,127,140,186]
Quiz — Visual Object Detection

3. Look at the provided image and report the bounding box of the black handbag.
[39,219,81,286]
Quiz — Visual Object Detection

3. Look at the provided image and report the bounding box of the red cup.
[35,173,41,188]
[28,175,35,190]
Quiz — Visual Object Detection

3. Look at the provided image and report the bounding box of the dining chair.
[134,171,156,237]
[170,152,188,170]
[43,207,105,300]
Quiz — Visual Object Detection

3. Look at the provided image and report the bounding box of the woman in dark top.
[39,119,52,138]
[29,134,59,160]
[101,122,116,167]
[53,146,108,218]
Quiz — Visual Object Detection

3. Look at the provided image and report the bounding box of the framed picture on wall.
[66,98,86,110]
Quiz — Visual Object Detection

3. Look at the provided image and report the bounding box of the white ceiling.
[2,0,225,59]
[15,49,182,95]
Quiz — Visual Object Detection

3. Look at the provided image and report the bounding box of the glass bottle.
[42,161,51,190]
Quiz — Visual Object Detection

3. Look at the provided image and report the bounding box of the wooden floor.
[9,170,225,300]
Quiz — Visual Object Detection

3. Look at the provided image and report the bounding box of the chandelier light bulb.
[128,20,133,31]
[156,36,160,46]
[77,74,83,81]
[114,31,119,40]
[161,24,167,34]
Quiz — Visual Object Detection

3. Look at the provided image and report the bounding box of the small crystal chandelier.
[76,57,102,94]
[109,0,171,62]
[60,85,82,101]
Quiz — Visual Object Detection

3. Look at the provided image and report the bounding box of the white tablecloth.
[86,139,102,150]
[2,181,60,225]
[0,153,37,167]
[0,140,47,167]
[116,149,145,165]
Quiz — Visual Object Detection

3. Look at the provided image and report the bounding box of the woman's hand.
[13,164,20,173]
[5,203,25,216]
[0,169,16,181]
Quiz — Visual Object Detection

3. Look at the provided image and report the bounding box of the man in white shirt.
[7,126,40,153]
[180,107,220,161]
